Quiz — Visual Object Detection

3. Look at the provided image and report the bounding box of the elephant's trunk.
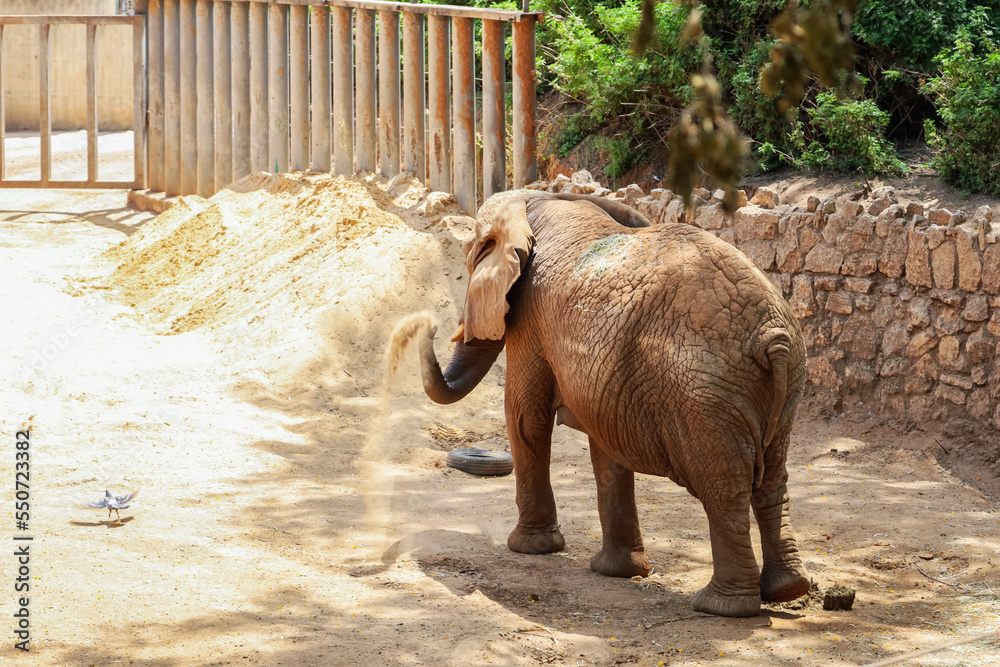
[417,323,504,404]
[388,312,504,405]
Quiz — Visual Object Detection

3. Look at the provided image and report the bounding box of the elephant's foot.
[760,562,811,603]
[508,524,565,554]
[589,546,650,578]
[691,580,761,618]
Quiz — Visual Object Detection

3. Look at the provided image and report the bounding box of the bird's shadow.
[70,516,135,529]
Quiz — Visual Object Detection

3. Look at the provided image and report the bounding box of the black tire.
[446,448,514,476]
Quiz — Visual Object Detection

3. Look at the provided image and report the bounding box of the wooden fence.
[147,0,541,213]
[0,13,146,188]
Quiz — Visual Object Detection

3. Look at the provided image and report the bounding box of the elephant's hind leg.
[588,439,651,578]
[505,359,565,555]
[751,431,810,603]
[686,437,763,617]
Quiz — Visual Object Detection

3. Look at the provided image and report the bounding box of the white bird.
[86,488,140,521]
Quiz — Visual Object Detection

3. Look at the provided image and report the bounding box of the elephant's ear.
[460,196,535,342]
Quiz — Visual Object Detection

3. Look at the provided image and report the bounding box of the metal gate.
[0,13,146,189]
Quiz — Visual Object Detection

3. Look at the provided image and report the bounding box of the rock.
[963,294,989,322]
[636,195,660,221]
[881,322,909,357]
[776,228,804,273]
[624,183,644,206]
[525,179,549,191]
[734,206,781,241]
[906,330,938,359]
[940,373,973,390]
[823,212,848,245]
[571,169,598,187]
[750,186,779,209]
[660,198,685,225]
[593,187,613,198]
[868,196,892,216]
[982,244,1000,294]
[841,200,863,217]
[808,355,842,390]
[820,197,837,215]
[807,195,820,212]
[845,362,877,390]
[927,208,952,225]
[935,383,967,406]
[841,253,878,276]
[804,244,844,274]
[737,190,748,207]
[969,390,991,418]
[695,202,728,230]
[905,230,933,288]
[823,584,856,611]
[840,312,879,359]
[844,277,874,293]
[684,195,706,220]
[789,275,815,318]
[934,306,963,336]
[931,239,956,289]
[929,289,962,307]
[967,327,995,363]
[814,276,841,291]
[549,173,571,193]
[739,240,776,271]
[927,225,947,250]
[825,292,853,315]
[879,222,908,278]
[880,356,909,377]
[871,186,897,202]
[909,298,931,328]
[973,204,994,225]
[856,292,881,311]
[955,228,982,292]
[906,202,924,217]
[938,336,966,372]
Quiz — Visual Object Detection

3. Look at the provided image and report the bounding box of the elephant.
[401,190,810,617]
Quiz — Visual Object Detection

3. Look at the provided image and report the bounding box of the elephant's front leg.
[505,368,565,555]
[589,439,651,577]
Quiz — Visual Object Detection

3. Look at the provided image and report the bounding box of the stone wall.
[526,171,999,431]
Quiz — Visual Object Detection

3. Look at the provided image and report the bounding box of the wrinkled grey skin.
[415,192,810,617]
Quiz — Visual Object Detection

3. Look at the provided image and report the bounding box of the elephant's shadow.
[365,528,791,636]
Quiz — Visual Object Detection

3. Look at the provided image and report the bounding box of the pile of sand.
[104,171,478,394]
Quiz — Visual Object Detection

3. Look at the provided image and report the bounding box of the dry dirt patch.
[1,174,998,666]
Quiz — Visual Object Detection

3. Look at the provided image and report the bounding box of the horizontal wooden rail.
[236,0,542,23]
[0,15,144,25]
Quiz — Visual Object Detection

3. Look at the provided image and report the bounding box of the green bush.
[593,135,638,179]
[803,91,906,174]
[853,0,998,72]
[922,35,1000,195]
[540,0,700,153]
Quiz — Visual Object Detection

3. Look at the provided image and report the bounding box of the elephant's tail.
[758,327,792,451]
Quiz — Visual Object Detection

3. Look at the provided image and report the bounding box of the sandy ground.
[2,133,999,666]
